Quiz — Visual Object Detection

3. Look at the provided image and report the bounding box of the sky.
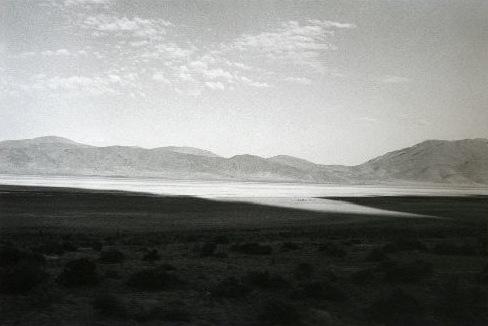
[0,0,487,165]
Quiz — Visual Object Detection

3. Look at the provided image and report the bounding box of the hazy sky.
[1,0,487,165]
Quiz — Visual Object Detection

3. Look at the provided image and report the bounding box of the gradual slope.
[162,146,220,158]
[358,139,488,184]
[268,155,318,170]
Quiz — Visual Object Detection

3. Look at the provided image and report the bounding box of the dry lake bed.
[1,175,487,325]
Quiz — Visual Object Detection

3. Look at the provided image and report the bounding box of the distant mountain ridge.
[0,136,487,184]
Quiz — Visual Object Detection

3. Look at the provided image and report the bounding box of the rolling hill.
[357,138,488,184]
[0,136,487,184]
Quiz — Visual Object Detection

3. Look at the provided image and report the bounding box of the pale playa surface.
[1,174,487,218]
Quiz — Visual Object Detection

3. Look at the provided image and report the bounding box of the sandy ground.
[1,174,486,219]
[218,196,438,218]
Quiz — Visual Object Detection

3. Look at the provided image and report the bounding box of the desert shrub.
[99,249,125,264]
[322,268,339,282]
[213,235,230,244]
[127,265,183,291]
[293,281,345,301]
[367,289,424,325]
[350,268,377,285]
[142,249,161,262]
[436,276,488,324]
[0,259,48,294]
[164,308,192,322]
[243,271,289,290]
[382,260,433,283]
[382,238,427,253]
[57,258,99,287]
[200,242,217,257]
[134,305,192,322]
[104,269,121,279]
[480,263,488,284]
[35,241,66,255]
[318,242,346,258]
[0,246,45,267]
[365,247,388,262]
[154,262,176,271]
[281,242,301,251]
[293,263,314,280]
[62,241,78,252]
[213,277,250,298]
[92,293,127,318]
[259,300,303,326]
[231,242,273,255]
[91,241,103,251]
[432,241,478,256]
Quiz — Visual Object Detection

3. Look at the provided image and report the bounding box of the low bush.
[293,281,345,301]
[436,276,488,324]
[0,259,48,294]
[382,260,433,283]
[382,238,427,253]
[323,268,339,283]
[200,242,217,257]
[432,241,478,256]
[318,242,347,258]
[92,293,127,318]
[480,263,488,284]
[293,263,314,280]
[35,241,66,255]
[57,258,99,287]
[212,277,251,298]
[365,247,388,262]
[259,300,303,326]
[367,289,424,325]
[213,235,230,244]
[62,241,78,252]
[231,242,272,255]
[104,269,121,279]
[127,265,183,291]
[99,249,125,264]
[91,240,103,251]
[142,249,161,262]
[134,305,192,322]
[350,268,377,285]
[164,308,192,322]
[0,246,45,267]
[243,271,289,290]
[281,242,301,251]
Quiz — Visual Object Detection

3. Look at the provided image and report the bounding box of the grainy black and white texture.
[1,1,488,325]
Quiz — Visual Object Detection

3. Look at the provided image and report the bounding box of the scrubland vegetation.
[0,186,487,325]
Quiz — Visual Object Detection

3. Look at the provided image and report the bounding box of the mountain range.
[1,136,487,185]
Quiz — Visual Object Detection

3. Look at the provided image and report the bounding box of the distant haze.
[1,0,487,165]
[1,136,487,184]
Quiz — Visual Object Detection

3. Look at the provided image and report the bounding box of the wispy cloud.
[81,14,172,40]
[40,49,72,56]
[64,0,111,6]
[10,1,356,97]
[152,72,170,84]
[239,76,270,88]
[358,116,379,124]
[141,43,195,60]
[25,72,142,97]
[284,76,312,85]
[205,81,225,90]
[224,19,355,71]
[379,75,411,84]
[15,48,89,59]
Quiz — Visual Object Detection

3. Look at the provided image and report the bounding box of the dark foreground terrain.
[0,185,487,325]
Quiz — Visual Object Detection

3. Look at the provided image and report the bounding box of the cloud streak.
[224,19,355,71]
[9,2,356,97]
